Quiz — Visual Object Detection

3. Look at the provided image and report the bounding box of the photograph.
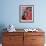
[19,5,34,23]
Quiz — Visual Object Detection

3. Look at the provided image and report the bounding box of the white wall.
[0,0,46,29]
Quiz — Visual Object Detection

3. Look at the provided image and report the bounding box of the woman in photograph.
[22,7,32,20]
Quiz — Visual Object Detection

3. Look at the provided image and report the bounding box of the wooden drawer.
[24,32,44,36]
[24,36,32,42]
[32,36,45,44]
[3,43,23,46]
[3,32,24,36]
[3,44,15,46]
[3,35,23,44]
[31,44,44,46]
[24,36,32,46]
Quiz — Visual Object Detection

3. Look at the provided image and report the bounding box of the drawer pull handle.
[32,39,36,40]
[9,38,12,40]
[9,38,13,40]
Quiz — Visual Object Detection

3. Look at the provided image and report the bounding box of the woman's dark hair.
[26,7,32,11]
[22,11,27,20]
[22,11,26,20]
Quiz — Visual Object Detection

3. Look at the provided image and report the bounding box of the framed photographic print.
[19,5,34,23]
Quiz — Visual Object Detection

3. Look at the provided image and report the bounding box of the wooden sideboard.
[2,32,45,46]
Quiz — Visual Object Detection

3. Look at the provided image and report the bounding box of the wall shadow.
[0,24,7,43]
